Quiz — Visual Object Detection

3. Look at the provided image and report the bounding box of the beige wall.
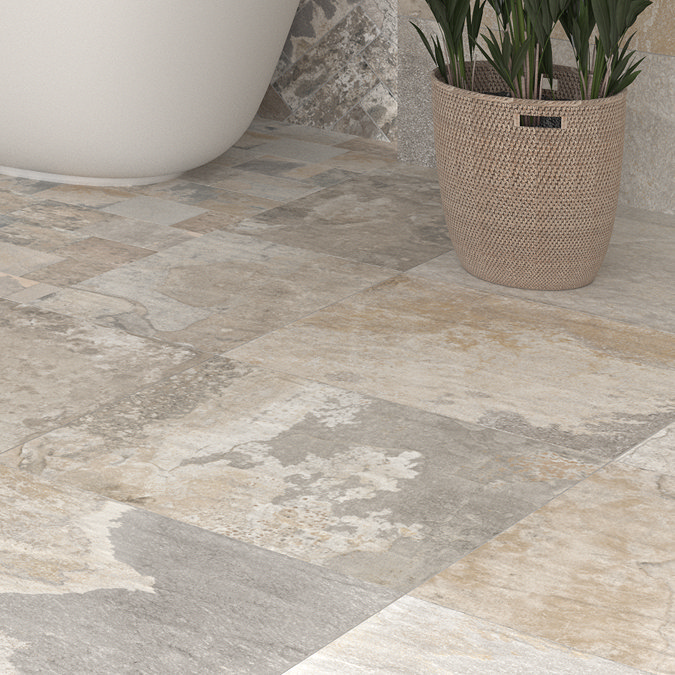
[398,0,675,213]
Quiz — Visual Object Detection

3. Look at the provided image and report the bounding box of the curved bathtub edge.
[0,165,183,187]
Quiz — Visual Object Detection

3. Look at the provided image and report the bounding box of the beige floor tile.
[229,275,675,458]
[288,595,647,674]
[411,464,675,673]
[619,423,675,476]
[0,299,201,451]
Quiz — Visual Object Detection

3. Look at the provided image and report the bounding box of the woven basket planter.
[432,62,627,290]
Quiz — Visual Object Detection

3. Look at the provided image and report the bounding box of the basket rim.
[431,64,627,110]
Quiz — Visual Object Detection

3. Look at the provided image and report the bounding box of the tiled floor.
[0,118,673,674]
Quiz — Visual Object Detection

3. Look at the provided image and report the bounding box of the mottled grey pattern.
[0,507,397,674]
[0,299,200,451]
[13,356,600,592]
[1,118,673,674]
[230,170,449,270]
[264,1,398,141]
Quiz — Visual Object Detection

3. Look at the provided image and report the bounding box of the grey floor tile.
[101,196,207,226]
[0,242,63,275]
[64,231,395,351]
[0,299,202,452]
[410,211,675,335]
[618,421,675,476]
[287,596,648,675]
[0,467,397,675]
[229,170,450,270]
[229,275,675,459]
[10,356,601,592]
[248,138,350,163]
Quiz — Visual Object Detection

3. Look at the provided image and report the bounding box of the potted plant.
[412,0,652,290]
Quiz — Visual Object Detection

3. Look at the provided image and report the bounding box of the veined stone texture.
[259,0,398,143]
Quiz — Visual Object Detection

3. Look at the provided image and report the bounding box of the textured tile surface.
[267,1,398,141]
[0,467,397,674]
[618,422,675,476]
[6,357,600,592]
[45,231,396,352]
[101,196,207,225]
[0,117,672,674]
[412,464,675,673]
[0,299,200,451]
[287,595,648,674]
[230,169,449,270]
[230,275,675,458]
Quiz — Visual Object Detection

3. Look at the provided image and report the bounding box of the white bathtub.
[0,0,299,185]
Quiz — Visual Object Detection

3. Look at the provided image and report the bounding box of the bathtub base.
[0,166,182,187]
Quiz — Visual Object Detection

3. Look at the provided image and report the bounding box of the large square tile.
[0,299,201,451]
[229,275,675,458]
[411,464,675,673]
[7,357,600,591]
[229,170,450,270]
[39,231,397,352]
[0,466,396,674]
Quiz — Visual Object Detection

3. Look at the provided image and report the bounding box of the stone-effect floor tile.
[249,138,350,164]
[287,595,648,674]
[0,273,44,300]
[8,356,600,592]
[410,212,675,335]
[249,118,355,146]
[36,184,135,208]
[0,242,63,275]
[411,464,675,674]
[170,210,246,234]
[618,422,675,476]
[0,217,88,252]
[0,466,397,675]
[65,231,396,352]
[10,200,115,230]
[100,196,207,225]
[53,236,154,265]
[79,217,199,251]
[21,235,155,285]
[229,170,450,270]
[229,275,675,459]
[210,168,322,202]
[0,299,201,451]
[0,189,34,214]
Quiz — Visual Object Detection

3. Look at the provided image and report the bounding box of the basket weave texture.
[432,62,627,290]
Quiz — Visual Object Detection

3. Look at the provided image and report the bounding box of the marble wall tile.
[411,464,675,673]
[0,299,201,451]
[262,1,398,142]
[0,466,397,674]
[229,275,675,459]
[287,595,646,674]
[8,356,600,592]
[621,52,675,214]
[631,0,675,57]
